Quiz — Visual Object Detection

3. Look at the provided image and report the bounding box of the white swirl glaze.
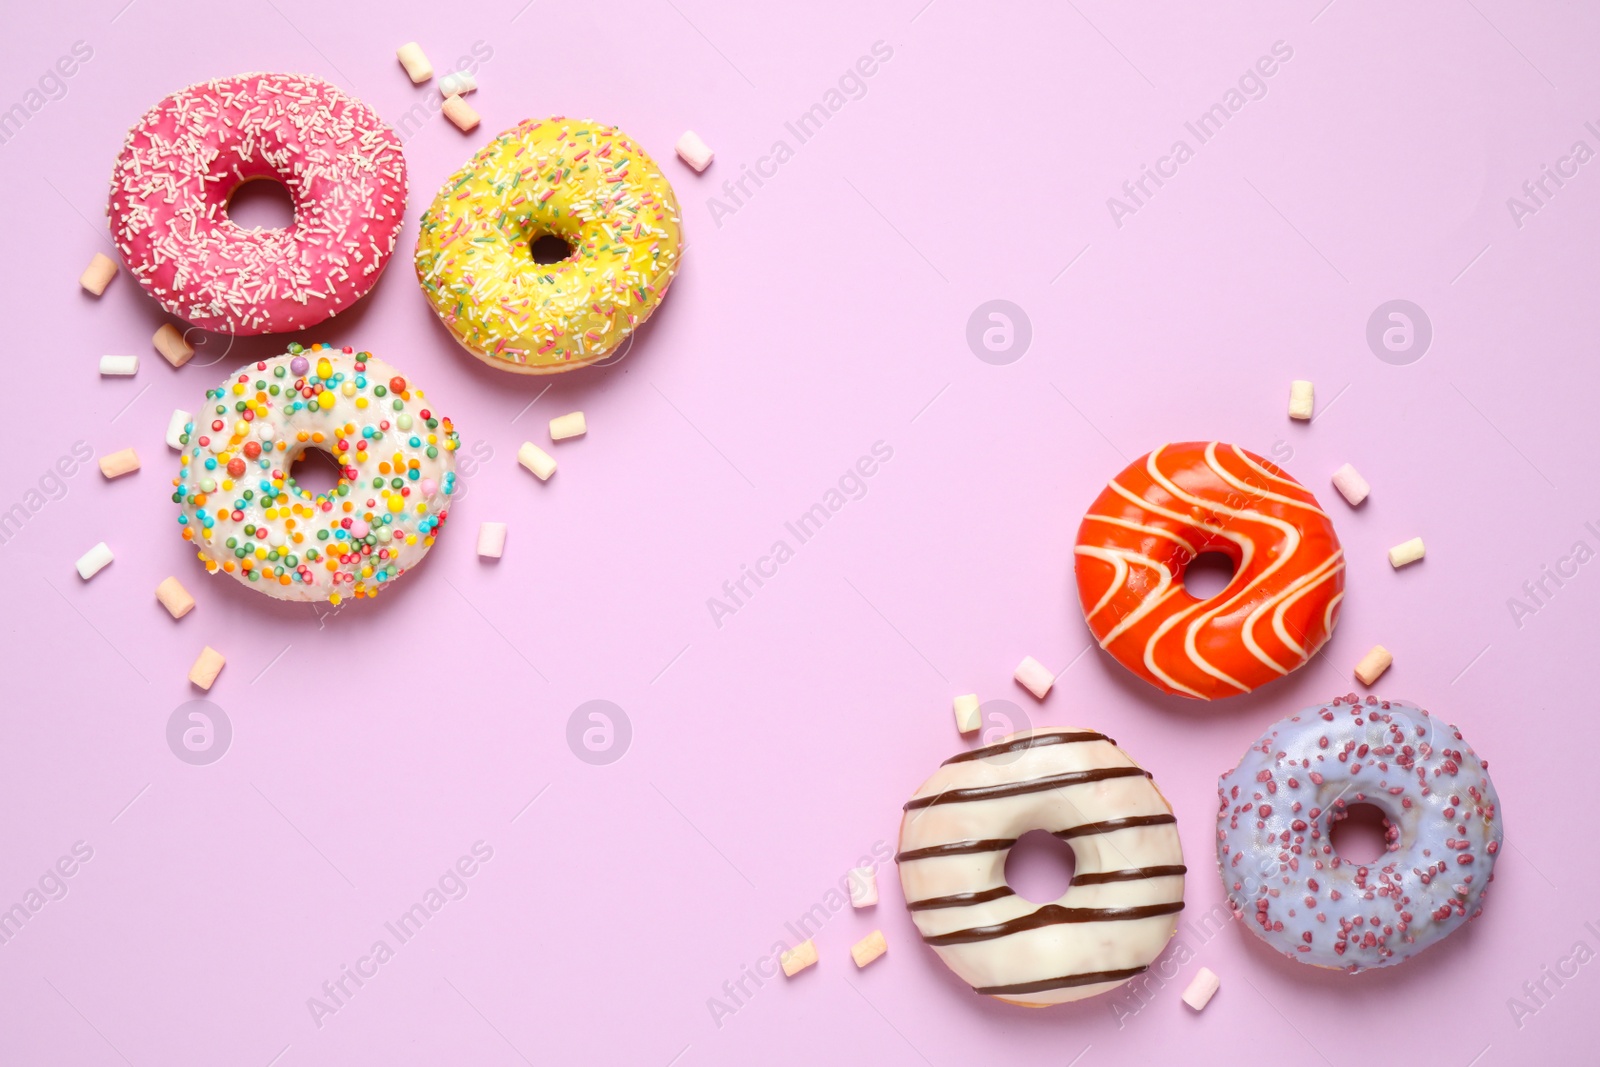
[896,729,1186,1006]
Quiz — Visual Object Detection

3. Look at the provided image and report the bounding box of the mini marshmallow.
[1354,645,1393,686]
[1014,655,1055,700]
[188,645,225,690]
[675,130,714,172]
[850,930,887,969]
[477,521,507,558]
[397,42,433,83]
[156,576,195,619]
[549,411,587,440]
[99,355,139,376]
[518,441,556,481]
[80,252,118,295]
[153,323,193,367]
[1181,967,1220,1011]
[1288,380,1314,420]
[166,409,192,450]
[439,68,477,96]
[780,939,818,977]
[953,693,981,734]
[98,447,140,479]
[442,95,479,132]
[847,867,878,908]
[75,542,113,580]
[1388,536,1425,568]
[1331,463,1370,506]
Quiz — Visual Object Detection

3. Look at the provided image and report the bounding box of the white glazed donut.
[897,729,1186,1006]
[173,342,459,603]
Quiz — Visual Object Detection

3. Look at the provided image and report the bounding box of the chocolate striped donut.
[1074,441,1345,700]
[897,729,1185,1006]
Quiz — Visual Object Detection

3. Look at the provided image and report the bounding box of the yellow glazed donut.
[414,117,683,374]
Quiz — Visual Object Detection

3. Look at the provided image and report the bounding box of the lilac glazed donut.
[1216,694,1503,970]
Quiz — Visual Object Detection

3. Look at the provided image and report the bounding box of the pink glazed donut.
[107,73,407,335]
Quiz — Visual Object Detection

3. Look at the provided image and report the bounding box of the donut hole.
[1329,803,1393,864]
[1183,551,1237,598]
[1003,830,1077,903]
[529,233,574,265]
[289,448,344,499]
[226,177,296,231]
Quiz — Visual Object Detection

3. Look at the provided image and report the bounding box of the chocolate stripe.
[895,838,1015,862]
[942,731,1113,765]
[1052,814,1176,840]
[975,966,1148,996]
[905,886,1016,911]
[1071,864,1188,885]
[922,901,1183,946]
[904,767,1151,811]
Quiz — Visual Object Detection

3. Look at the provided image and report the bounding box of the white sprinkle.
[1014,655,1055,700]
[439,69,477,97]
[781,940,818,977]
[518,442,556,481]
[847,867,878,908]
[1288,380,1314,420]
[166,409,192,450]
[76,542,114,580]
[397,43,434,83]
[953,693,980,734]
[675,130,714,172]
[80,252,118,295]
[153,323,193,367]
[156,576,195,619]
[549,411,587,440]
[98,448,141,479]
[477,522,507,558]
[1387,537,1425,568]
[1354,645,1393,686]
[1181,967,1220,1011]
[188,645,226,690]
[1331,463,1369,506]
[443,95,479,133]
[850,930,887,969]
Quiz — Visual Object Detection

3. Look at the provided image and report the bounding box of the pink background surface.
[3,1,1598,1063]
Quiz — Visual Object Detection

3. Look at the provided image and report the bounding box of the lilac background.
[3,0,1598,1063]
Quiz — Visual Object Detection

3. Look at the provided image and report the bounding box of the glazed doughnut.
[415,117,682,374]
[172,343,458,603]
[109,73,407,335]
[1216,695,1503,970]
[1074,441,1344,700]
[897,729,1186,1006]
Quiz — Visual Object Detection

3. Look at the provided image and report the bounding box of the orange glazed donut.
[1073,442,1344,700]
